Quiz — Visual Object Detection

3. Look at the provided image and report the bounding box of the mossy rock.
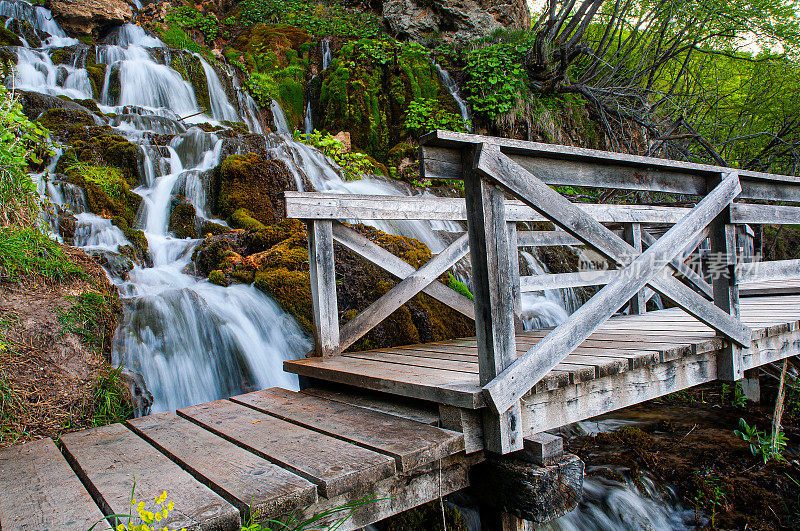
[172,53,211,113]
[65,165,140,226]
[210,153,296,228]
[168,201,198,239]
[7,19,40,48]
[56,133,143,187]
[0,25,22,46]
[191,220,474,347]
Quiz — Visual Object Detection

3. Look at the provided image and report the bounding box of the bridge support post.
[708,173,743,380]
[623,222,646,314]
[306,219,340,357]
[463,145,523,454]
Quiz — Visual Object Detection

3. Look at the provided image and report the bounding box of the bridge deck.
[285,293,800,416]
[0,388,471,531]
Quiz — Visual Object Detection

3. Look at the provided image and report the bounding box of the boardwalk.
[4,130,800,529]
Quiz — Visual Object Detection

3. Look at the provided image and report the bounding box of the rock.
[49,0,134,36]
[88,250,135,280]
[333,131,351,152]
[210,153,301,228]
[168,200,198,239]
[470,452,584,524]
[119,367,153,418]
[7,19,42,48]
[382,0,530,43]
[18,90,96,121]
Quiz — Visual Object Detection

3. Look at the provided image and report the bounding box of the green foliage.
[692,472,730,529]
[0,226,84,281]
[405,98,465,136]
[0,86,52,226]
[90,484,184,531]
[294,130,380,180]
[734,417,787,463]
[721,382,747,407]
[58,291,117,353]
[90,366,134,427]
[464,36,532,120]
[161,25,206,54]
[238,0,383,39]
[447,274,473,301]
[67,163,127,200]
[241,495,382,530]
[165,6,219,44]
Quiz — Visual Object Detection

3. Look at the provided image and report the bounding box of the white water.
[519,250,577,328]
[321,39,332,70]
[434,62,472,132]
[270,98,291,134]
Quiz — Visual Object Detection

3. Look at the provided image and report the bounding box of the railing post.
[306,219,340,357]
[623,222,646,314]
[464,144,523,454]
[708,173,743,380]
[507,221,523,329]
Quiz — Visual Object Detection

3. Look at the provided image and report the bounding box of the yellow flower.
[157,490,168,504]
[142,525,150,531]
[131,498,137,507]
[162,508,168,518]
[138,501,145,512]
[116,525,126,531]
[154,512,162,523]
[167,501,174,511]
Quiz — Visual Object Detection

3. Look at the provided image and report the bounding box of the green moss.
[169,202,197,239]
[254,268,313,330]
[209,269,227,286]
[57,134,142,186]
[212,153,295,227]
[0,26,22,47]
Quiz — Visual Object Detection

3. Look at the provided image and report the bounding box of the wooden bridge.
[4,130,800,530]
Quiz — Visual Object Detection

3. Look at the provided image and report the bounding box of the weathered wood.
[295,453,482,531]
[0,437,107,531]
[60,423,240,530]
[709,198,742,380]
[439,404,485,453]
[523,433,564,466]
[421,130,800,201]
[508,222,522,323]
[286,191,690,224]
[737,259,800,284]
[229,388,464,471]
[285,355,485,408]
[307,219,340,357]
[641,229,713,299]
[336,233,470,355]
[730,203,800,225]
[465,144,523,453]
[178,399,396,498]
[300,387,440,425]
[516,230,582,247]
[623,223,647,314]
[127,411,318,519]
[331,222,474,319]
[477,146,745,414]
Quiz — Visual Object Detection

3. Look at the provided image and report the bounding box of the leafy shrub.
[165,6,219,44]
[405,98,465,136]
[0,86,51,226]
[464,39,531,119]
[734,417,787,463]
[238,0,383,39]
[293,130,380,180]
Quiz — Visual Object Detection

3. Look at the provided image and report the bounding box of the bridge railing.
[285,129,800,453]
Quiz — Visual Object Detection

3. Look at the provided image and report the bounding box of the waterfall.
[270,98,291,134]
[198,56,240,122]
[433,62,472,132]
[303,101,313,134]
[321,39,332,70]
[519,250,579,328]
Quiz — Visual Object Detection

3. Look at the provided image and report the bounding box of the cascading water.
[519,250,579,328]
[433,62,472,132]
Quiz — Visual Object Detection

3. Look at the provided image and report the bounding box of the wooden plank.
[477,146,745,414]
[0,437,107,531]
[517,230,582,247]
[178,399,395,498]
[307,219,340,357]
[336,233,470,355]
[709,204,742,380]
[737,259,800,284]
[284,356,484,409]
[345,351,478,373]
[465,145,522,453]
[285,191,691,224]
[438,405,485,453]
[60,423,240,530]
[730,203,800,225]
[296,453,481,531]
[421,130,800,201]
[127,411,318,519]
[331,222,474,319]
[300,387,439,425]
[520,270,618,291]
[641,229,713,299]
[231,388,463,471]
[623,223,647,314]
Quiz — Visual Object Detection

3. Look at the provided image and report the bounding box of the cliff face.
[382,0,530,43]
[49,0,133,36]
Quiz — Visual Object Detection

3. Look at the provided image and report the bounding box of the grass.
[90,366,133,427]
[58,291,117,352]
[0,226,85,281]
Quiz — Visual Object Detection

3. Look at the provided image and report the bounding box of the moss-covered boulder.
[53,131,143,187]
[21,92,95,122]
[0,25,22,46]
[317,39,457,163]
[168,200,197,239]
[192,220,474,349]
[170,52,211,113]
[210,153,297,228]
